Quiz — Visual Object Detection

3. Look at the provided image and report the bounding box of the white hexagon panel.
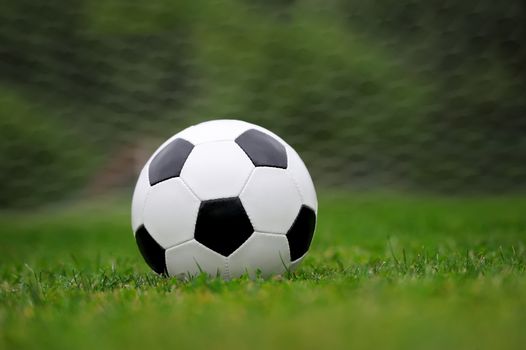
[143,178,200,249]
[176,119,255,145]
[180,141,254,200]
[240,167,302,234]
[285,145,318,213]
[165,240,227,279]
[228,232,291,279]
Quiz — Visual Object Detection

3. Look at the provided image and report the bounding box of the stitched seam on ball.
[285,208,302,263]
[139,178,153,235]
[254,230,286,236]
[164,237,195,251]
[238,166,255,196]
[139,178,169,274]
[239,169,297,235]
[286,166,307,207]
[241,208,258,237]
[133,168,150,234]
[227,231,256,257]
[135,192,149,235]
[179,175,202,202]
[284,147,310,206]
[224,258,230,280]
[178,178,201,242]
[196,139,242,146]
[238,168,257,230]
[287,149,318,213]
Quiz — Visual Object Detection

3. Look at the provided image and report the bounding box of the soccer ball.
[131,119,317,279]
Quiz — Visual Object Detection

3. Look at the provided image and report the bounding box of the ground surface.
[1,193,525,350]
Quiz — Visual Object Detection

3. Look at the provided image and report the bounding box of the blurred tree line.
[1,0,525,207]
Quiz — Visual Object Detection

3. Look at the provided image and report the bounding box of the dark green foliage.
[339,0,526,191]
[0,0,193,124]
[0,0,105,101]
[1,0,526,208]
[0,91,94,207]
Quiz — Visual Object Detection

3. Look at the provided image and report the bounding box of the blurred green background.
[1,0,526,208]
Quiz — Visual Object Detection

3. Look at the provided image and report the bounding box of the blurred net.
[1,0,525,208]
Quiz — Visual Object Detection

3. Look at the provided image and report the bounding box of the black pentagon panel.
[286,205,316,261]
[149,138,194,186]
[235,129,287,168]
[135,225,167,275]
[195,197,254,257]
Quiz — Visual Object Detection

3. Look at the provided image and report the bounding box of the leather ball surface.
[131,119,317,279]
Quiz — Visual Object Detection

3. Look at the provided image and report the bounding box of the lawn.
[1,193,525,350]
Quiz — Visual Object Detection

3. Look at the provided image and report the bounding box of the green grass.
[1,193,526,350]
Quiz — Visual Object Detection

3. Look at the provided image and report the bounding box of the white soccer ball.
[131,119,317,279]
